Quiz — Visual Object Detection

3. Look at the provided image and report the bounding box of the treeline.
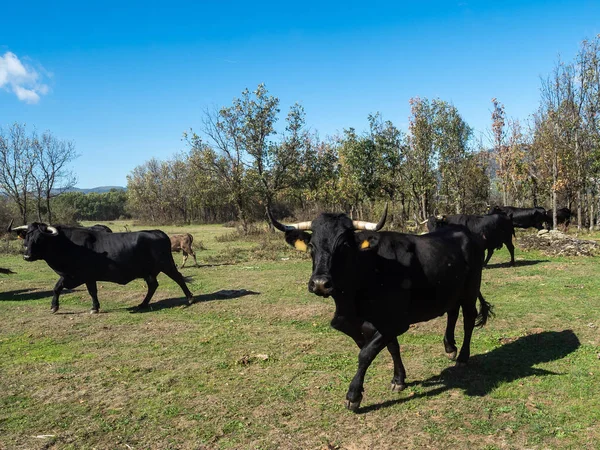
[0,189,128,227]
[0,123,78,224]
[52,190,129,223]
[127,36,600,230]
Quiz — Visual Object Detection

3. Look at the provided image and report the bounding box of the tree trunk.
[46,192,52,224]
[589,192,594,231]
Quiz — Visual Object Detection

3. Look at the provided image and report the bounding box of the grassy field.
[0,221,599,449]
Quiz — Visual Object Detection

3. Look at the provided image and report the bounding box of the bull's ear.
[284,230,311,252]
[355,232,379,251]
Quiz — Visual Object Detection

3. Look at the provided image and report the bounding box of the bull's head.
[268,206,387,298]
[424,215,447,232]
[7,221,59,261]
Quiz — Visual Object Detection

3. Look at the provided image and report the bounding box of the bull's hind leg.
[138,275,159,308]
[85,281,101,313]
[162,266,194,304]
[506,241,516,266]
[484,248,494,266]
[444,307,460,360]
[387,338,407,392]
[456,302,477,366]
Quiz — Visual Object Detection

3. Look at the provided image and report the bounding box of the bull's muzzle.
[308,276,334,297]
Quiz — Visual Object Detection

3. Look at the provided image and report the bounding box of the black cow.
[545,208,572,229]
[488,206,548,230]
[8,222,193,313]
[269,207,492,411]
[426,214,515,266]
[89,224,113,233]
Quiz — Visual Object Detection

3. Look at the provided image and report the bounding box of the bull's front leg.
[346,331,391,411]
[330,313,366,347]
[362,322,406,392]
[51,277,65,313]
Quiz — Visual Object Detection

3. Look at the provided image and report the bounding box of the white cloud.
[0,51,49,104]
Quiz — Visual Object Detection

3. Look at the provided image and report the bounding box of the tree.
[406,97,437,221]
[490,99,510,205]
[433,100,472,213]
[0,123,34,224]
[31,130,78,223]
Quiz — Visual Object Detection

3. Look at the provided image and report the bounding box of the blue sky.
[1,0,599,188]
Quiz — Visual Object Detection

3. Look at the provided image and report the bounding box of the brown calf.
[169,233,198,268]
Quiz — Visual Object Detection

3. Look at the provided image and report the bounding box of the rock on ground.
[518,230,600,257]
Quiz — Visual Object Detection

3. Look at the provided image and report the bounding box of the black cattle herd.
[2,205,574,410]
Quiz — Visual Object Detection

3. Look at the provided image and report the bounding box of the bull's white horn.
[352,204,388,231]
[45,226,59,236]
[267,208,312,232]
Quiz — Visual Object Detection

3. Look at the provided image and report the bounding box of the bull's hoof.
[137,303,149,309]
[90,309,99,314]
[345,395,363,412]
[50,306,58,314]
[455,361,468,367]
[187,297,194,305]
[391,382,406,392]
[446,350,457,360]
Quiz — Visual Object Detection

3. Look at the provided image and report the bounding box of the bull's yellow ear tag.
[17,235,23,240]
[294,240,308,252]
[360,240,370,249]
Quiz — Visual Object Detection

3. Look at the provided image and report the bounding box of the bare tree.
[31,130,78,223]
[0,123,35,224]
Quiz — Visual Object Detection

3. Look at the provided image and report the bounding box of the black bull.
[488,206,548,230]
[7,222,193,313]
[269,207,492,411]
[426,214,516,266]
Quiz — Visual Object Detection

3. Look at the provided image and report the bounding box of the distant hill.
[63,186,127,194]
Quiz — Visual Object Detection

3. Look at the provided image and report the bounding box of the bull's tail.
[475,292,494,328]
[187,233,194,244]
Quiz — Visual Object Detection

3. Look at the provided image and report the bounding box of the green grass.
[0,222,599,449]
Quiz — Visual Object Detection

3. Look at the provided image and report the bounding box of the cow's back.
[68,229,173,283]
[355,228,482,332]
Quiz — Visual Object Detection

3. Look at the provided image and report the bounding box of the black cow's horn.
[9,222,28,233]
[419,219,428,225]
[44,225,59,236]
[267,208,312,231]
[352,204,388,231]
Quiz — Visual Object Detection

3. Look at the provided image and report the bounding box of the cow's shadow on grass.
[485,259,548,269]
[0,288,85,302]
[0,289,55,301]
[358,330,580,414]
[180,263,235,269]
[128,289,260,313]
